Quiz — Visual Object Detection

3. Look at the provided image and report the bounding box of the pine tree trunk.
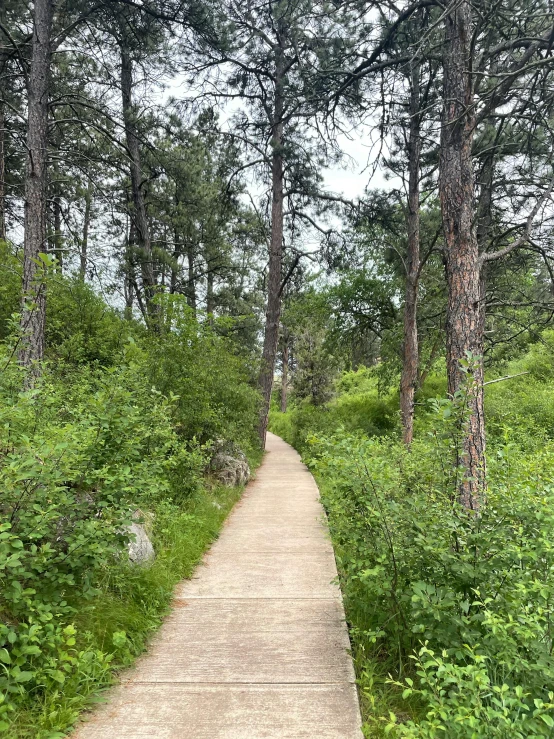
[119,31,157,326]
[257,86,284,447]
[400,61,421,447]
[170,229,181,294]
[0,1,6,242]
[19,0,54,375]
[207,270,215,317]
[0,102,5,241]
[439,0,485,509]
[80,181,92,281]
[281,341,289,413]
[186,243,197,316]
[53,192,62,271]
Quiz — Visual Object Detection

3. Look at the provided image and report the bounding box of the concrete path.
[72,432,363,739]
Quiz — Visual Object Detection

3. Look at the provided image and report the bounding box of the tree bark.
[53,191,62,271]
[19,0,54,375]
[400,60,421,447]
[119,29,157,326]
[79,180,92,281]
[0,0,6,242]
[124,218,135,320]
[186,243,197,316]
[257,59,285,448]
[170,241,178,295]
[0,101,5,241]
[281,340,289,413]
[439,0,485,509]
[206,269,215,317]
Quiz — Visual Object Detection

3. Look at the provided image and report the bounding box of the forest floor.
[70,432,362,739]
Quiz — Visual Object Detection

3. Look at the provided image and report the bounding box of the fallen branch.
[483,371,530,387]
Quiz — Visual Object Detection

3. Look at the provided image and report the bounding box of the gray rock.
[209,440,250,487]
[127,510,155,565]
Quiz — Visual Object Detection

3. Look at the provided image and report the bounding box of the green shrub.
[269,365,398,453]
[145,296,260,449]
[46,278,138,366]
[306,406,554,737]
[0,241,20,342]
[0,316,258,734]
[0,354,187,729]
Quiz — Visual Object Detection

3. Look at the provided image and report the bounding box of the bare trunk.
[186,243,196,316]
[439,0,485,509]
[124,218,136,321]
[79,180,92,281]
[0,102,5,241]
[0,2,6,241]
[19,0,53,375]
[281,341,289,413]
[206,270,215,317]
[257,95,284,447]
[119,31,157,326]
[170,230,181,294]
[53,192,62,271]
[400,61,421,447]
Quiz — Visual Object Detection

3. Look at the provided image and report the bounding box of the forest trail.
[72,432,363,739]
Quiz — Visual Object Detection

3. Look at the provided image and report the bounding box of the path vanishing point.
[73,432,363,738]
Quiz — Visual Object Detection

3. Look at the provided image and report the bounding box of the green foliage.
[305,411,554,737]
[281,288,342,406]
[270,365,398,454]
[387,646,554,738]
[0,287,259,736]
[0,241,21,341]
[146,296,260,448]
[484,331,554,448]
[0,352,190,731]
[46,278,138,366]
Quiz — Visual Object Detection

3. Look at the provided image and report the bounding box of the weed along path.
[72,432,363,739]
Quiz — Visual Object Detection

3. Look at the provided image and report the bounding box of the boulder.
[126,509,155,565]
[209,440,250,487]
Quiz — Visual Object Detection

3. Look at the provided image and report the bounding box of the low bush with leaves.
[0,291,260,736]
[298,388,554,737]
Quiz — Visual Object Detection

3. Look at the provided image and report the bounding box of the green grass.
[8,456,262,739]
[312,471,420,738]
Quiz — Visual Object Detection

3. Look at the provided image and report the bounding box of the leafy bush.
[0,352,191,729]
[0,241,20,342]
[270,365,398,453]
[46,278,137,366]
[0,293,259,734]
[305,402,554,737]
[145,296,260,449]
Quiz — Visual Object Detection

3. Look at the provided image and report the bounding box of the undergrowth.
[0,287,261,737]
[7,475,255,739]
[270,335,554,738]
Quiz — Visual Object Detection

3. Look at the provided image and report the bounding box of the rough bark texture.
[207,270,215,317]
[79,181,92,280]
[186,243,197,315]
[257,66,284,448]
[281,341,289,413]
[19,0,54,374]
[0,1,6,241]
[439,0,485,509]
[52,191,62,271]
[119,31,157,325]
[400,62,421,447]
[0,102,5,241]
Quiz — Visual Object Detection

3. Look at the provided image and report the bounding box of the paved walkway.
[73,432,363,739]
